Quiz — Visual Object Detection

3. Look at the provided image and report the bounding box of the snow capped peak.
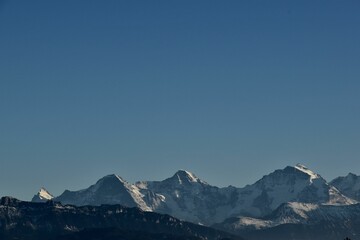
[295,163,308,169]
[101,174,126,183]
[92,174,131,189]
[38,187,54,200]
[175,170,197,181]
[31,187,54,203]
[171,170,207,185]
[53,173,152,211]
[91,174,134,193]
[294,164,320,182]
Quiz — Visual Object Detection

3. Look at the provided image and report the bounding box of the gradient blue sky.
[1,0,360,200]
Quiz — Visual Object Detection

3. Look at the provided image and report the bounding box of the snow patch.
[294,164,320,182]
[37,188,53,200]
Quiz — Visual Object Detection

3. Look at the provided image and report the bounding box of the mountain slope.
[55,174,152,211]
[225,164,355,218]
[138,165,355,223]
[136,170,232,225]
[331,173,360,201]
[213,202,360,240]
[0,197,242,240]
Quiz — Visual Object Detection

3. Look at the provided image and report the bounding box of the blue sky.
[1,0,360,200]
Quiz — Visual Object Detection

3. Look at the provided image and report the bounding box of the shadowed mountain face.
[35,164,355,225]
[331,173,360,201]
[0,197,242,240]
[213,202,360,240]
[54,174,150,210]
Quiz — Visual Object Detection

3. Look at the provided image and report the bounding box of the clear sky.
[1,0,360,200]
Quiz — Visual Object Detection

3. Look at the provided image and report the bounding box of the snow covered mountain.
[331,173,360,201]
[33,164,356,225]
[31,187,54,202]
[55,174,152,211]
[225,164,355,218]
[136,170,232,224]
[213,202,360,240]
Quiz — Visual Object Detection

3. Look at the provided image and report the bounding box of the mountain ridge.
[0,196,242,240]
[213,201,360,240]
[33,164,357,225]
[331,172,360,201]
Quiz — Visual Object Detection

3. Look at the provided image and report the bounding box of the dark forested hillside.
[0,197,242,240]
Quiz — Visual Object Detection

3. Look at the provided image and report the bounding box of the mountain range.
[32,164,359,229]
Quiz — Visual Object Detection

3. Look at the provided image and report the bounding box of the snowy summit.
[169,170,208,185]
[294,163,321,182]
[31,187,54,202]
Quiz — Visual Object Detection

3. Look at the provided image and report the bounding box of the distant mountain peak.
[53,173,152,211]
[171,170,207,185]
[258,164,323,185]
[294,164,320,182]
[175,170,198,181]
[347,172,359,178]
[99,174,127,183]
[91,174,132,191]
[295,163,308,169]
[330,173,360,201]
[39,187,53,195]
[31,187,53,203]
